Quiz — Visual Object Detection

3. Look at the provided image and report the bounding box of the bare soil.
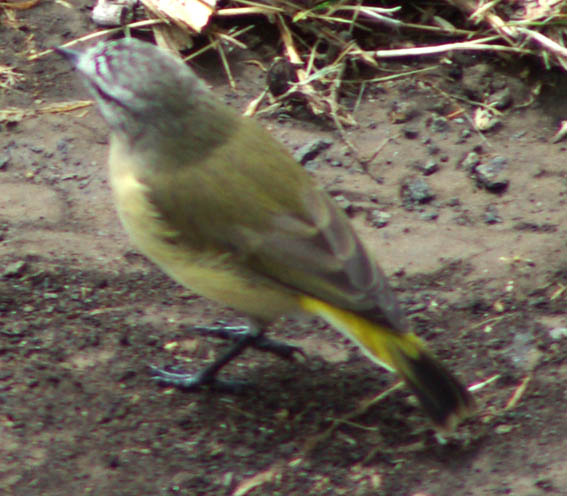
[1,3,566,496]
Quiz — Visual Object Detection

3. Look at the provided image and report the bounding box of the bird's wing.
[239,184,407,331]
[146,116,407,332]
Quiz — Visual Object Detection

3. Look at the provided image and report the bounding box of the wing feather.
[142,115,407,331]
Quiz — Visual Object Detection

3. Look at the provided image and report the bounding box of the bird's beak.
[54,45,81,66]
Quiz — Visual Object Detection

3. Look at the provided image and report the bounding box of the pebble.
[92,0,136,27]
[430,115,449,133]
[421,160,439,175]
[294,138,333,165]
[426,143,440,155]
[389,101,417,124]
[475,156,510,192]
[2,260,27,278]
[484,205,502,224]
[0,153,9,170]
[549,327,567,341]
[401,177,435,209]
[333,195,354,215]
[456,128,472,144]
[369,210,391,228]
[461,151,481,171]
[488,87,512,110]
[474,107,500,132]
[267,58,296,97]
[461,63,492,100]
[57,139,69,154]
[420,210,439,221]
[403,127,419,139]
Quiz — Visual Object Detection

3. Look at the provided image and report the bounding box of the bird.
[56,37,474,431]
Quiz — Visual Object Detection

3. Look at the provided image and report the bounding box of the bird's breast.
[107,139,301,322]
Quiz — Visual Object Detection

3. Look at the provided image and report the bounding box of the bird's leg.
[150,333,257,392]
[190,323,304,360]
[150,322,304,392]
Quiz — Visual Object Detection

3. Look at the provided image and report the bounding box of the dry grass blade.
[141,0,217,32]
[301,382,404,457]
[517,27,567,70]
[373,37,535,59]
[0,0,41,10]
[0,64,24,90]
[0,101,92,124]
[27,19,165,60]
[36,0,567,129]
[274,13,355,127]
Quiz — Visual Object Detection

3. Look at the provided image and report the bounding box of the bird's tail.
[300,296,475,431]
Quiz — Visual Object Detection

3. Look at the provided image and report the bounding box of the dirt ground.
[1,3,566,496]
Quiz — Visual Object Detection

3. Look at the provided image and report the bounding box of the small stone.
[401,177,435,207]
[535,478,555,492]
[0,370,13,381]
[393,267,405,277]
[475,157,510,192]
[2,260,27,278]
[1,323,28,338]
[488,87,512,110]
[388,101,417,124]
[484,205,502,224]
[456,128,472,144]
[495,424,514,434]
[549,327,567,341]
[461,63,492,100]
[422,160,439,175]
[304,160,319,171]
[474,107,500,132]
[267,58,297,97]
[369,210,391,228]
[512,130,527,140]
[0,153,9,170]
[453,212,473,225]
[430,115,449,133]
[333,195,354,215]
[92,0,136,27]
[294,138,333,165]
[420,210,439,221]
[426,143,440,155]
[414,159,439,175]
[57,139,69,153]
[460,151,481,171]
[107,454,120,469]
[402,127,419,139]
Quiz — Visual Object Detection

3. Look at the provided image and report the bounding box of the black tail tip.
[405,351,476,431]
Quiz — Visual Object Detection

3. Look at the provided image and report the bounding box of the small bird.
[57,38,474,431]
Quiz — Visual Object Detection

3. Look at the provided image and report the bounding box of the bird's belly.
[109,161,301,322]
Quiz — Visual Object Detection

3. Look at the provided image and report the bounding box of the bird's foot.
[149,364,251,393]
[191,324,305,360]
